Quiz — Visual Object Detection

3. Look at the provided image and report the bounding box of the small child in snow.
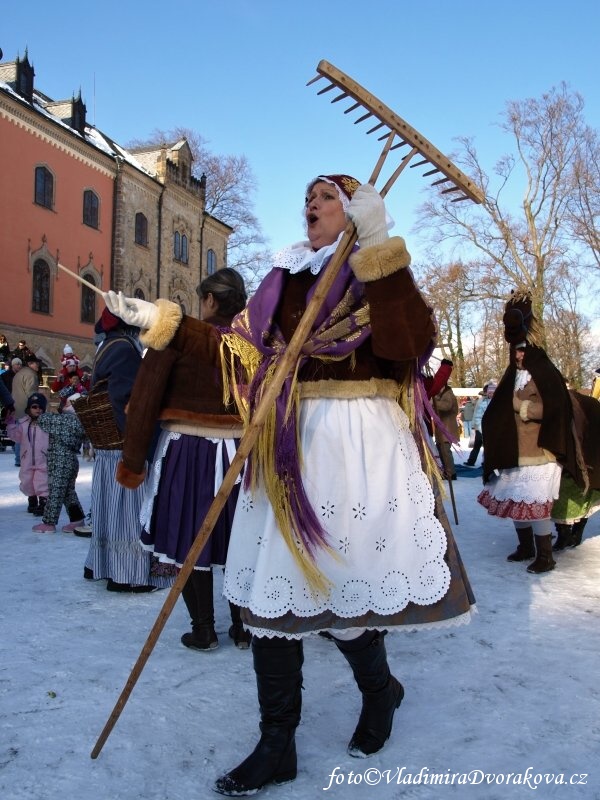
[34,394,86,533]
[6,392,49,516]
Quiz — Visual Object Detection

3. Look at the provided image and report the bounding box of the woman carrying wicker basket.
[82,309,161,592]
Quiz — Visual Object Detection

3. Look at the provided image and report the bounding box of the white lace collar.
[272,232,347,275]
[514,369,532,392]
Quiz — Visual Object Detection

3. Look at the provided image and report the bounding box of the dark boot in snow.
[214,636,303,796]
[570,517,588,547]
[507,527,535,561]
[527,535,556,573]
[229,602,252,649]
[180,569,218,651]
[553,523,575,551]
[33,497,47,517]
[334,630,404,758]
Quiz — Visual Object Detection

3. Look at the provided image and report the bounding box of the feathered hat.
[503,290,543,347]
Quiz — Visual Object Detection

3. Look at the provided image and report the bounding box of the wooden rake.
[90,61,482,760]
[308,60,484,205]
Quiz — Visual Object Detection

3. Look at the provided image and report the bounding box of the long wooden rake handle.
[57,262,106,295]
[90,145,396,760]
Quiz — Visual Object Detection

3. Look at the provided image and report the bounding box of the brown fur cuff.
[139,299,183,351]
[349,236,411,283]
[116,460,146,490]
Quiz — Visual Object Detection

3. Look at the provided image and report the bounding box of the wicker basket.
[71,380,123,450]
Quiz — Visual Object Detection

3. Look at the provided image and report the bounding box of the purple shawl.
[229,251,370,559]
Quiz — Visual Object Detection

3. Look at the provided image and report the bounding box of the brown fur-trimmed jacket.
[122,238,436,482]
[118,312,242,488]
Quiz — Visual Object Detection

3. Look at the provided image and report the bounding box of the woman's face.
[305,181,346,250]
[515,347,526,369]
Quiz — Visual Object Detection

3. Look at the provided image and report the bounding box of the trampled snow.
[1,442,599,800]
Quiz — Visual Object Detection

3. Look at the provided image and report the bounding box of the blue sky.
[4,0,600,259]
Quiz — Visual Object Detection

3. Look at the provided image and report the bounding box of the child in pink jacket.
[6,392,49,515]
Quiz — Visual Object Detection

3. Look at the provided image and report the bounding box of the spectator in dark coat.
[0,334,11,362]
[83,309,159,592]
[433,382,459,479]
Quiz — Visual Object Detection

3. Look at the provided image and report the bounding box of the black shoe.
[181,627,218,651]
[83,566,94,580]
[106,579,132,592]
[106,579,157,593]
[229,622,252,650]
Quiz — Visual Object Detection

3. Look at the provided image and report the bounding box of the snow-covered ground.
[1,441,599,800]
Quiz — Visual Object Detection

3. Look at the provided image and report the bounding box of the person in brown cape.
[478,292,581,574]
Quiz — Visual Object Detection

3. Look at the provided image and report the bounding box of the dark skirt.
[140,433,240,569]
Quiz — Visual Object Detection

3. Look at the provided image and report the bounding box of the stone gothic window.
[81,274,96,323]
[32,259,51,313]
[134,287,146,301]
[34,166,53,209]
[207,249,217,275]
[83,190,99,228]
[181,234,188,264]
[173,231,189,264]
[135,213,148,246]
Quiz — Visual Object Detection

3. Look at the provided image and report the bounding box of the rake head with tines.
[307,60,484,205]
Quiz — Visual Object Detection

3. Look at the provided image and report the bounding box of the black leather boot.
[180,569,218,650]
[334,631,404,758]
[571,517,588,547]
[507,527,535,561]
[553,523,574,551]
[214,636,303,796]
[27,496,38,513]
[228,602,252,649]
[527,535,556,573]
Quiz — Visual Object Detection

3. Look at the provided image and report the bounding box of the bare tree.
[544,264,593,388]
[128,127,270,293]
[417,260,474,384]
[568,126,600,269]
[416,83,589,345]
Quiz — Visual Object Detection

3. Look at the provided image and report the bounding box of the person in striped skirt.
[83,309,161,592]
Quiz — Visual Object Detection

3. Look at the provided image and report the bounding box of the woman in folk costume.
[116,269,251,649]
[84,309,159,592]
[104,174,475,796]
[478,292,581,574]
[551,389,600,551]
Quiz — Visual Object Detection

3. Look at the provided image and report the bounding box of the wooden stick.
[432,420,459,525]
[57,262,105,297]
[90,148,398,761]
